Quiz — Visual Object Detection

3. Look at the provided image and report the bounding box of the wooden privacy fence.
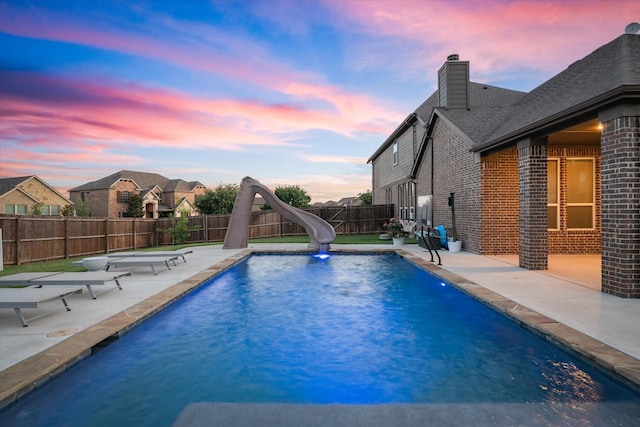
[1,204,393,265]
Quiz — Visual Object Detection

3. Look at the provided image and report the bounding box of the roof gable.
[0,176,32,196]
[0,175,71,204]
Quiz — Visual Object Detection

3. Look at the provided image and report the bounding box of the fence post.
[133,218,137,249]
[105,218,109,253]
[15,216,22,265]
[64,217,70,259]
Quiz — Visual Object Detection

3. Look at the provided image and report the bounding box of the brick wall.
[417,119,482,252]
[481,147,519,254]
[84,189,109,217]
[601,116,640,297]
[20,179,69,208]
[518,139,548,270]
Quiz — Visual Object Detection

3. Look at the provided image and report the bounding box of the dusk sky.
[1,0,638,202]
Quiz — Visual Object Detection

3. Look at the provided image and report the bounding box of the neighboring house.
[336,197,362,207]
[0,175,72,216]
[311,197,362,208]
[68,170,208,218]
[368,34,640,298]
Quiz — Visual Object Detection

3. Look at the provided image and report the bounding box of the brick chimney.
[438,54,470,110]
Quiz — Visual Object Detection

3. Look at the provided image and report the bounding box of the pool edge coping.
[0,249,253,411]
[396,248,640,395]
[0,247,638,411]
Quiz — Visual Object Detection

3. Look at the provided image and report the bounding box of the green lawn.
[0,234,416,276]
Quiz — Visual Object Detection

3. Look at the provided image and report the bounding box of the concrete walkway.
[1,243,639,414]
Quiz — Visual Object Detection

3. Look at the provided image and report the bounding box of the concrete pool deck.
[1,243,639,416]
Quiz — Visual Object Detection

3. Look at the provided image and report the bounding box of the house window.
[41,205,61,216]
[119,191,130,203]
[398,184,405,218]
[548,157,595,230]
[408,181,415,220]
[567,158,594,229]
[395,182,416,220]
[547,159,559,230]
[4,204,27,215]
[392,141,398,165]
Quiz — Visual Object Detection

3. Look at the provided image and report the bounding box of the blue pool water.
[1,253,639,426]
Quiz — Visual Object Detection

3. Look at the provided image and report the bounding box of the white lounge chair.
[0,271,131,299]
[0,286,83,327]
[106,255,180,275]
[105,249,193,263]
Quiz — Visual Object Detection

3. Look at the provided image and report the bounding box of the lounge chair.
[106,255,180,275]
[0,286,83,327]
[105,249,193,263]
[0,271,131,299]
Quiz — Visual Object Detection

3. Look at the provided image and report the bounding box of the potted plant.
[448,193,462,252]
[383,218,409,246]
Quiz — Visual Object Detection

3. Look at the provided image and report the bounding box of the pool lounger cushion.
[0,271,132,299]
[106,255,180,275]
[0,286,83,327]
[105,249,193,262]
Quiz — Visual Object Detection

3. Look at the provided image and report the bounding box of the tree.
[358,190,372,206]
[127,194,144,217]
[61,205,74,216]
[74,201,90,217]
[156,210,201,245]
[274,185,311,208]
[194,184,238,214]
[31,202,43,215]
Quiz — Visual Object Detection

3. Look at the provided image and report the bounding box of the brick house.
[368,34,639,297]
[68,170,208,218]
[0,175,72,216]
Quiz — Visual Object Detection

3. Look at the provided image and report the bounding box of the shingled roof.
[70,170,170,192]
[0,176,32,196]
[163,179,205,192]
[477,33,640,151]
[432,83,526,146]
[369,78,525,163]
[0,175,71,203]
[372,33,640,164]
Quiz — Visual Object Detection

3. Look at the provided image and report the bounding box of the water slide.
[223,177,336,251]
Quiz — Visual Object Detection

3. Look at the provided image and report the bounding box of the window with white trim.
[566,158,594,229]
[547,159,559,230]
[5,204,28,215]
[41,205,61,216]
[392,141,398,165]
[547,157,595,230]
[398,183,405,218]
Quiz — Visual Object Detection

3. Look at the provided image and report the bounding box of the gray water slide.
[223,177,336,251]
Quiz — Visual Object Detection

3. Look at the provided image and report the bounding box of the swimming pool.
[1,253,639,426]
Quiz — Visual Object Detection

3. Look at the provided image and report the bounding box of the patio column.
[518,137,548,270]
[600,114,640,298]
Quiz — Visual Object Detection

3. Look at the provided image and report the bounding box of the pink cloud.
[326,0,640,81]
[298,154,367,164]
[0,2,404,136]
[1,69,397,154]
[263,172,371,203]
